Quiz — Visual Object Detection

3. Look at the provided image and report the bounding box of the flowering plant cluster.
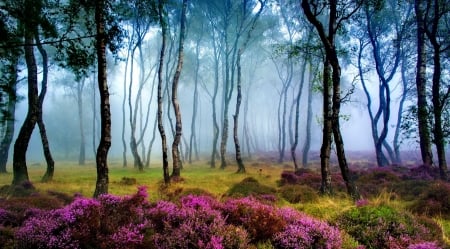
[335,205,444,249]
[13,187,346,249]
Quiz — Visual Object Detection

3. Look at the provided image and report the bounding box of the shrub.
[393,180,431,202]
[226,177,277,198]
[279,184,319,204]
[13,188,344,249]
[404,165,441,180]
[335,205,443,249]
[15,186,151,249]
[356,168,400,198]
[147,195,250,248]
[410,181,450,219]
[221,197,285,243]
[120,177,137,185]
[273,207,342,249]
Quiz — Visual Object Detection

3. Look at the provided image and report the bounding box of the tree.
[0,5,21,173]
[157,0,170,184]
[302,0,360,199]
[93,0,110,197]
[354,0,411,167]
[414,0,434,166]
[423,0,449,180]
[35,31,56,182]
[170,0,188,178]
[12,0,55,185]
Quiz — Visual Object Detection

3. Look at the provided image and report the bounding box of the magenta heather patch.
[13,188,344,249]
[273,212,342,249]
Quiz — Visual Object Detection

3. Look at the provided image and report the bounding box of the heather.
[7,187,345,249]
[335,205,445,248]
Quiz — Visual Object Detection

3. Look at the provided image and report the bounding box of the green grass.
[0,160,282,200]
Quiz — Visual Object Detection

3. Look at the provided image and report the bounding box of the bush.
[356,168,400,198]
[13,188,344,249]
[221,197,286,243]
[15,186,151,249]
[393,180,431,202]
[279,184,319,204]
[147,195,250,249]
[335,205,443,249]
[273,207,342,249]
[410,181,450,219]
[226,177,277,198]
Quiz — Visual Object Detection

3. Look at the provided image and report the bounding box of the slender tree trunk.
[428,0,448,180]
[93,0,110,197]
[331,58,359,199]
[302,0,359,199]
[234,49,245,173]
[415,0,433,166]
[158,0,170,184]
[320,60,332,195]
[302,63,314,167]
[128,45,144,170]
[146,114,158,167]
[77,79,86,165]
[210,39,220,168]
[0,56,18,173]
[291,59,307,170]
[357,39,389,166]
[170,0,187,178]
[189,35,201,164]
[34,32,55,182]
[12,31,37,186]
[121,48,130,168]
[394,50,411,164]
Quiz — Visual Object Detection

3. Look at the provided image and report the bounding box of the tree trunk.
[302,62,314,167]
[128,45,144,170]
[34,32,55,182]
[210,36,220,168]
[302,0,359,199]
[414,0,433,166]
[0,55,18,173]
[77,79,86,165]
[291,59,307,170]
[189,35,201,164]
[121,47,131,168]
[93,0,110,198]
[428,0,448,180]
[320,60,333,195]
[158,0,170,184]
[331,58,359,199]
[234,49,245,173]
[170,0,187,179]
[12,31,37,186]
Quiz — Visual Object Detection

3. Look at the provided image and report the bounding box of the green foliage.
[335,205,443,248]
[279,184,319,204]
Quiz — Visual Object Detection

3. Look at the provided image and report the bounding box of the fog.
[3,0,429,168]
[12,55,406,164]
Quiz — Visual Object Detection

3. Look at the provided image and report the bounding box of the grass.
[0,160,282,200]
